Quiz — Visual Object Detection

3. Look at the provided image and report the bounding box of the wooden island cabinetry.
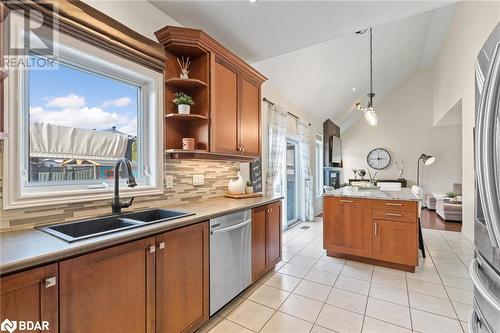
[323,196,418,272]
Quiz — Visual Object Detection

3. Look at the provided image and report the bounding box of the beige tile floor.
[198,219,474,333]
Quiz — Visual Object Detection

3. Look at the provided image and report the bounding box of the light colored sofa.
[425,183,462,211]
[436,199,463,222]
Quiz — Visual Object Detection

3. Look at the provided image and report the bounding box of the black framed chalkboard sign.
[250,158,263,193]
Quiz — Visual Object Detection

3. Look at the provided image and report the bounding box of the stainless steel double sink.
[37,209,194,243]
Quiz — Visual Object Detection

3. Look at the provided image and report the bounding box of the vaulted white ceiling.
[150,1,456,129]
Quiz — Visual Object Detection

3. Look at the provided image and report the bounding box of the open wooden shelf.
[165,113,208,121]
[166,78,207,88]
[166,149,258,162]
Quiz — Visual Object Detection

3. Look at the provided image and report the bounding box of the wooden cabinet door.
[1,264,58,332]
[266,201,282,268]
[373,220,418,266]
[323,197,373,257]
[60,237,156,333]
[239,76,260,156]
[252,206,268,282]
[212,58,238,154]
[156,222,209,333]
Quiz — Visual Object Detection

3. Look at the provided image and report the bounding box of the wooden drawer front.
[373,200,417,212]
[373,209,417,223]
[329,197,371,206]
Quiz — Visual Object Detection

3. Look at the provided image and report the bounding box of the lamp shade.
[419,153,436,165]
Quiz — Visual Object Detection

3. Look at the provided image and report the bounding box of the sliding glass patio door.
[286,139,299,228]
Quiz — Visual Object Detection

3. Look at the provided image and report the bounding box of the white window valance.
[30,122,128,161]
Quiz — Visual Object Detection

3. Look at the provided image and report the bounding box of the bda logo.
[0,319,17,333]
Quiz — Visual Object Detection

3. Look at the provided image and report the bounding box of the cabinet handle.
[267,208,272,213]
[374,223,378,236]
[158,242,165,250]
[44,277,56,288]
[149,245,156,253]
[237,147,245,152]
[386,203,403,206]
[385,213,402,217]
[340,200,354,203]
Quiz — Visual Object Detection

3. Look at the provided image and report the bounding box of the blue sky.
[29,55,139,136]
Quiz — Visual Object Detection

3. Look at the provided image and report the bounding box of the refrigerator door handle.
[469,310,479,333]
[476,41,500,248]
[469,304,494,333]
[470,257,500,313]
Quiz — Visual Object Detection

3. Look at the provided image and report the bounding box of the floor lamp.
[416,153,436,186]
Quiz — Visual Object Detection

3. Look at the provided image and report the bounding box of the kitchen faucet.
[111,158,137,214]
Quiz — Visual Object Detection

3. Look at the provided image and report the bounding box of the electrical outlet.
[165,175,174,188]
[193,174,204,186]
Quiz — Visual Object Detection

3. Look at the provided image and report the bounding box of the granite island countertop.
[0,195,283,275]
[323,187,418,201]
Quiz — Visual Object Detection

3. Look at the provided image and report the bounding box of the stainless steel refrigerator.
[472,22,500,333]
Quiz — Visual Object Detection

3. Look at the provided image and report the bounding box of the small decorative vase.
[180,69,189,79]
[246,186,254,194]
[178,104,190,114]
[228,172,246,194]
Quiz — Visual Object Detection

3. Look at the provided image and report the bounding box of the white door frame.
[283,135,303,229]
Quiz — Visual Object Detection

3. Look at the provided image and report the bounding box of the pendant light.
[356,27,378,126]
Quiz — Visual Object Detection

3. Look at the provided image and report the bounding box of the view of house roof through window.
[28,55,140,184]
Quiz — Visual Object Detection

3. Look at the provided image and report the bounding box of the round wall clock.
[367,148,391,170]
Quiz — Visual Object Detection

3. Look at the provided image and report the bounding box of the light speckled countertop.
[324,187,418,201]
[0,195,283,275]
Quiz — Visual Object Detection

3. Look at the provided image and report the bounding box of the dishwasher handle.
[211,219,251,235]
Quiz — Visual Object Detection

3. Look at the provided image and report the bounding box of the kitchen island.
[323,187,419,272]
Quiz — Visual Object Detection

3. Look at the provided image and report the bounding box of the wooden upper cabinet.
[373,219,418,266]
[266,201,282,267]
[155,26,266,158]
[1,264,58,332]
[323,197,373,257]
[156,222,209,333]
[212,58,238,154]
[239,76,261,156]
[59,237,156,333]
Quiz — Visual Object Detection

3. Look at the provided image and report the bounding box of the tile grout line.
[359,264,375,332]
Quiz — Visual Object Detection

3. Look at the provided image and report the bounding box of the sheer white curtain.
[298,120,314,221]
[266,103,287,196]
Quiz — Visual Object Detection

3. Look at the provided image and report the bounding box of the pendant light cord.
[369,27,374,107]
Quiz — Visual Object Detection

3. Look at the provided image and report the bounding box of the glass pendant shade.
[364,108,378,126]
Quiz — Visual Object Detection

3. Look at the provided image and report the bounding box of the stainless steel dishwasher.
[210,210,252,315]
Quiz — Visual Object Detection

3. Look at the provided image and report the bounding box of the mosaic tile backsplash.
[0,143,240,230]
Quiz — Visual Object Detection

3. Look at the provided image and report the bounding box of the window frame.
[4,13,164,209]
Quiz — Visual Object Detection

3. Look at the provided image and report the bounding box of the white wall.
[342,70,462,196]
[82,0,181,39]
[261,83,324,216]
[433,1,500,240]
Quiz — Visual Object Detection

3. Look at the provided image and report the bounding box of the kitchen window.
[4,13,163,209]
[315,135,323,197]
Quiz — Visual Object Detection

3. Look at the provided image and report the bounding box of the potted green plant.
[245,180,253,194]
[172,92,194,114]
[446,192,458,202]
